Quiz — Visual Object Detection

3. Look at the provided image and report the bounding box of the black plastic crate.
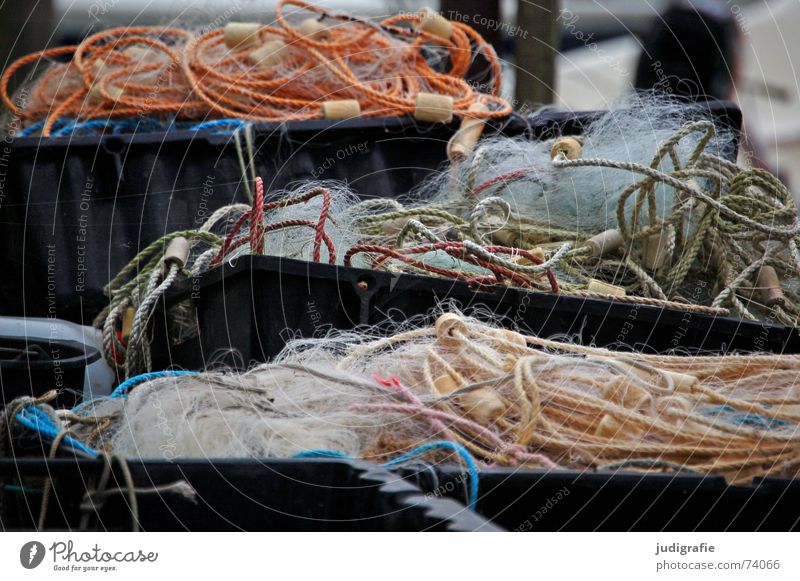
[0,457,497,531]
[0,336,99,408]
[402,466,800,531]
[152,254,800,371]
[0,102,741,324]
[0,117,478,324]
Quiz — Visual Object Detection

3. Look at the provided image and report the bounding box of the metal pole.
[515,0,559,106]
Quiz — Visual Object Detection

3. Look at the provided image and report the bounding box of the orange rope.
[1,1,510,136]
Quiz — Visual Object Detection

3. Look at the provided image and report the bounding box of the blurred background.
[1,0,796,186]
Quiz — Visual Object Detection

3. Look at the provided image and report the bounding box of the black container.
[152,254,800,371]
[0,336,99,409]
[0,102,742,324]
[0,457,497,531]
[403,466,800,531]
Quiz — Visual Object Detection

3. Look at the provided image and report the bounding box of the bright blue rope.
[14,371,199,459]
[45,117,169,137]
[111,116,165,134]
[293,450,352,459]
[16,370,480,508]
[19,120,46,136]
[22,116,232,137]
[110,370,199,399]
[72,371,198,414]
[16,371,200,457]
[53,120,114,137]
[20,119,71,137]
[382,441,479,509]
[189,119,245,133]
[15,406,99,457]
[294,440,480,509]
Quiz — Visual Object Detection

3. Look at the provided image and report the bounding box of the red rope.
[249,176,265,254]
[263,186,332,263]
[212,180,335,267]
[214,211,251,264]
[344,241,559,292]
[220,220,337,264]
[346,243,482,283]
[469,167,537,198]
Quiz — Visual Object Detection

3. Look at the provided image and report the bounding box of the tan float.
[435,312,469,344]
[549,136,582,160]
[163,236,190,273]
[419,7,453,40]
[434,374,506,425]
[585,229,624,257]
[88,83,122,103]
[121,307,135,341]
[299,18,332,41]
[447,101,488,162]
[414,92,454,123]
[756,265,785,307]
[643,232,670,270]
[321,99,361,120]
[587,279,626,297]
[224,22,261,49]
[248,40,288,68]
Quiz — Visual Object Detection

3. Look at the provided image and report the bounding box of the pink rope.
[352,400,559,469]
[372,374,456,442]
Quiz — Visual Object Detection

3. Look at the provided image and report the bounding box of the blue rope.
[53,120,115,137]
[189,119,245,133]
[21,116,237,137]
[110,370,199,399]
[44,117,170,137]
[19,120,46,136]
[15,406,99,457]
[19,119,71,137]
[14,371,198,458]
[293,440,480,509]
[111,116,166,134]
[293,450,352,459]
[383,441,479,509]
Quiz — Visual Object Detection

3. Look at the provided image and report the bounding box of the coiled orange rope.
[1,1,510,136]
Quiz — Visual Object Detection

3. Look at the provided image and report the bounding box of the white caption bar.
[1,532,798,579]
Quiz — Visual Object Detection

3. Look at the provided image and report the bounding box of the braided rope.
[2,1,510,135]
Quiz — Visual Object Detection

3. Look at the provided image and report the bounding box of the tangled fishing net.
[1,1,508,136]
[349,94,800,325]
[93,94,800,380]
[93,176,369,377]
[43,312,800,484]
